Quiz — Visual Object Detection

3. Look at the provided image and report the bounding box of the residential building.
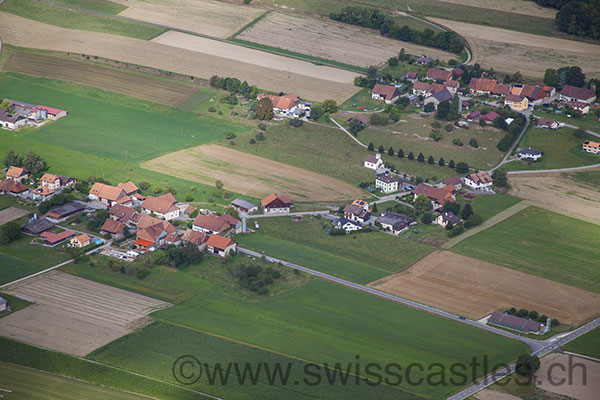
[413,184,455,210]
[40,173,61,190]
[109,204,138,224]
[88,182,127,206]
[181,229,208,248]
[364,153,384,170]
[463,172,494,189]
[480,111,500,123]
[416,56,434,65]
[434,212,462,228]
[405,72,418,82]
[375,174,401,193]
[231,199,259,214]
[570,101,590,114]
[101,219,125,237]
[504,94,528,111]
[490,83,511,97]
[0,109,27,130]
[423,89,452,109]
[261,193,291,214]
[582,140,600,155]
[425,68,452,83]
[5,166,29,182]
[343,204,370,223]
[41,230,74,246]
[559,85,596,104]
[439,176,462,190]
[377,212,416,235]
[444,80,459,94]
[58,176,76,188]
[193,213,240,235]
[488,311,542,333]
[257,93,306,117]
[518,148,543,161]
[537,118,559,129]
[206,234,237,257]
[0,178,29,197]
[334,217,362,233]
[468,78,497,96]
[32,186,55,201]
[141,193,180,220]
[412,81,430,96]
[70,233,91,248]
[351,199,370,211]
[117,181,140,198]
[371,84,400,104]
[466,110,481,122]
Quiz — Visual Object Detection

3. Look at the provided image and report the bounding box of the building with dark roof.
[488,311,542,333]
[377,212,416,235]
[22,217,55,235]
[46,202,85,221]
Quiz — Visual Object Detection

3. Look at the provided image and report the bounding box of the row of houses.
[0,100,67,130]
[337,199,417,236]
[0,166,76,201]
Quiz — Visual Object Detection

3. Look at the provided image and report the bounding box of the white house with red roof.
[371,84,399,104]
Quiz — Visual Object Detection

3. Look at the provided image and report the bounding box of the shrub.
[289,118,304,128]
[438,157,445,167]
[329,228,347,236]
[469,138,479,148]
[452,138,463,146]
[427,155,435,164]
[445,124,454,132]
[421,212,433,225]
[464,214,483,228]
[431,121,441,129]
[388,57,399,66]
[408,151,414,160]
[423,103,435,113]
[455,162,469,173]
[417,152,425,162]
[448,160,455,169]
[429,130,442,142]
[446,225,464,237]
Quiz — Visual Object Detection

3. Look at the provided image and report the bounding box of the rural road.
[489,112,530,172]
[506,163,600,175]
[531,114,600,139]
[244,211,330,219]
[329,117,368,148]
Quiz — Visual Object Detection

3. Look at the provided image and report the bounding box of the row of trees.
[368,142,470,173]
[543,66,586,88]
[505,307,558,326]
[3,150,48,178]
[533,1,600,39]
[329,7,464,53]
[209,75,258,98]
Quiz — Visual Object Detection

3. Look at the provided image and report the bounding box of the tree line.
[329,6,464,54]
[534,0,600,39]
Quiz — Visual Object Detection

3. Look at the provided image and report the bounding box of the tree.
[461,203,473,220]
[215,180,224,190]
[23,151,48,177]
[455,162,469,173]
[423,103,435,113]
[421,212,433,224]
[417,152,425,162]
[372,203,378,213]
[322,99,338,114]
[529,310,539,320]
[448,160,455,169]
[378,145,385,153]
[447,96,459,120]
[348,118,365,135]
[469,138,479,148]
[544,68,559,87]
[436,101,451,119]
[515,355,540,377]
[310,103,324,121]
[492,168,508,187]
[464,214,483,228]
[398,48,408,61]
[0,221,21,244]
[573,127,587,139]
[388,147,395,156]
[414,194,432,211]
[438,157,445,167]
[429,130,442,142]
[0,99,13,113]
[388,57,399,67]
[397,149,404,158]
[368,142,375,151]
[565,66,586,87]
[243,0,252,4]
[3,150,23,168]
[408,151,414,160]
[427,155,435,164]
[255,97,274,120]
[443,201,461,215]
[289,118,304,128]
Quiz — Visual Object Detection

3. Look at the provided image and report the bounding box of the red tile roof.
[141,193,178,214]
[41,230,74,244]
[0,178,29,193]
[89,183,126,202]
[257,93,300,110]
[372,84,399,100]
[426,68,452,82]
[261,193,291,208]
[206,234,236,250]
[414,184,455,205]
[6,166,27,179]
[101,218,124,234]
[480,111,500,122]
[560,85,595,101]
[413,81,429,91]
[469,78,497,92]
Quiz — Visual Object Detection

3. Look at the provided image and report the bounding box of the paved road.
[244,211,330,219]
[490,111,530,172]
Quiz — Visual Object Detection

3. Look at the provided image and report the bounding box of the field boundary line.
[441,201,530,249]
[227,9,271,39]
[560,351,600,363]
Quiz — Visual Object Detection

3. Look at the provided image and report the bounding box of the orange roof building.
[5,166,28,181]
[206,234,237,257]
[89,182,127,205]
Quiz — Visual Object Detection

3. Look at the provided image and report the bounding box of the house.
[468,78,497,96]
[463,172,494,189]
[181,229,209,248]
[41,230,74,246]
[334,217,362,233]
[377,212,416,235]
[256,93,303,117]
[117,181,140,198]
[375,174,401,193]
[434,211,462,228]
[351,199,369,211]
[70,233,91,248]
[582,140,600,155]
[0,109,27,130]
[559,85,596,104]
[542,86,556,100]
[46,202,85,221]
[570,101,590,114]
[452,67,463,79]
[480,111,500,124]
[35,105,68,120]
[88,183,127,206]
[261,193,291,214]
[423,89,453,109]
[416,56,434,65]
[412,81,430,96]
[0,178,29,197]
[515,84,548,105]
[58,176,76,188]
[490,83,511,98]
[40,173,61,190]
[135,215,176,249]
[0,296,7,313]
[439,176,462,190]
[364,153,384,170]
[413,184,455,210]
[371,84,400,104]
[466,110,481,122]
[444,80,459,94]
[206,234,237,257]
[537,118,559,129]
[488,311,542,333]
[462,100,471,110]
[101,218,125,236]
[405,72,418,82]
[193,213,240,235]
[343,204,371,223]
[32,185,56,201]
[162,232,182,248]
[427,82,446,96]
[504,94,528,111]
[141,193,180,220]
[231,199,259,214]
[22,217,55,235]
[426,68,452,83]
[109,204,138,224]
[348,115,368,126]
[518,148,543,161]
[5,166,29,182]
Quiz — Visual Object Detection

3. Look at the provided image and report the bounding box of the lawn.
[0,0,164,40]
[562,326,600,359]
[456,192,522,221]
[453,207,600,293]
[235,215,434,283]
[56,0,126,14]
[534,110,600,134]
[0,337,204,400]
[0,361,150,400]
[0,292,32,318]
[339,87,386,112]
[504,126,600,171]
[573,171,600,187]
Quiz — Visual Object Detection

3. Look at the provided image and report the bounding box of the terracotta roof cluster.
[468,78,497,92]
[372,84,399,100]
[560,85,595,101]
[101,218,125,234]
[257,93,300,110]
[426,68,452,82]
[206,234,236,250]
[414,184,455,206]
[466,172,493,185]
[6,166,28,179]
[0,178,29,194]
[141,193,178,214]
[193,213,239,233]
[89,182,126,202]
[261,193,291,208]
[41,230,74,244]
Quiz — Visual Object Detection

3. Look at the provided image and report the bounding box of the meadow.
[456,193,522,221]
[235,216,434,283]
[0,293,31,318]
[534,110,600,134]
[452,207,600,293]
[562,327,600,359]
[56,0,126,14]
[573,171,600,187]
[0,0,164,40]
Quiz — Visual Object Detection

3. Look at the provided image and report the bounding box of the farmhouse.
[518,148,543,161]
[413,184,455,210]
[490,83,511,97]
[468,78,496,96]
[351,199,369,211]
[423,89,453,109]
[261,193,291,214]
[141,193,179,220]
[570,101,590,114]
[371,84,399,104]
[537,118,559,129]
[109,204,138,224]
[231,199,258,214]
[416,56,434,65]
[5,166,29,182]
[41,230,74,246]
[100,218,125,237]
[515,84,550,105]
[375,174,401,193]
[439,176,462,190]
[377,212,416,235]
[343,204,370,223]
[582,140,600,155]
[488,311,542,333]
[0,109,27,130]
[135,217,176,249]
[45,201,85,221]
[22,217,55,235]
[480,111,500,124]
[35,105,68,120]
[70,233,91,248]
[206,234,237,257]
[434,211,462,228]
[364,153,384,170]
[256,93,307,117]
[464,172,493,189]
[40,173,61,190]
[466,110,480,122]
[559,85,596,104]
[0,178,29,196]
[193,213,240,235]
[0,296,6,313]
[426,68,452,83]
[504,94,528,111]
[88,183,127,206]
[334,217,362,233]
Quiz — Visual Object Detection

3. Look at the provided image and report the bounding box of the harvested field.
[0,207,28,226]
[369,251,600,325]
[509,174,600,224]
[536,353,600,400]
[0,271,169,356]
[435,0,557,18]
[0,13,358,102]
[142,144,364,201]
[236,12,457,67]
[3,51,197,107]
[429,18,600,77]
[475,389,521,400]
[115,0,264,39]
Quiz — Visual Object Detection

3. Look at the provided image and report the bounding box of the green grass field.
[0,0,164,40]
[56,0,126,14]
[505,126,600,171]
[339,87,386,112]
[562,327,600,359]
[0,361,150,400]
[573,171,600,187]
[235,216,433,283]
[535,110,600,134]
[453,207,600,293]
[0,293,32,318]
[456,192,522,221]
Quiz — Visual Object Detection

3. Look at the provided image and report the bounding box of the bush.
[421,212,433,225]
[455,162,469,173]
[431,121,441,129]
[446,225,464,237]
[528,310,539,320]
[388,57,399,66]
[427,155,435,164]
[469,138,478,148]
[444,124,454,132]
[429,130,442,142]
[438,157,445,167]
[452,138,463,146]
[417,152,425,162]
[329,228,347,236]
[289,118,304,128]
[423,103,435,113]
[464,214,483,228]
[448,160,455,169]
[516,308,529,318]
